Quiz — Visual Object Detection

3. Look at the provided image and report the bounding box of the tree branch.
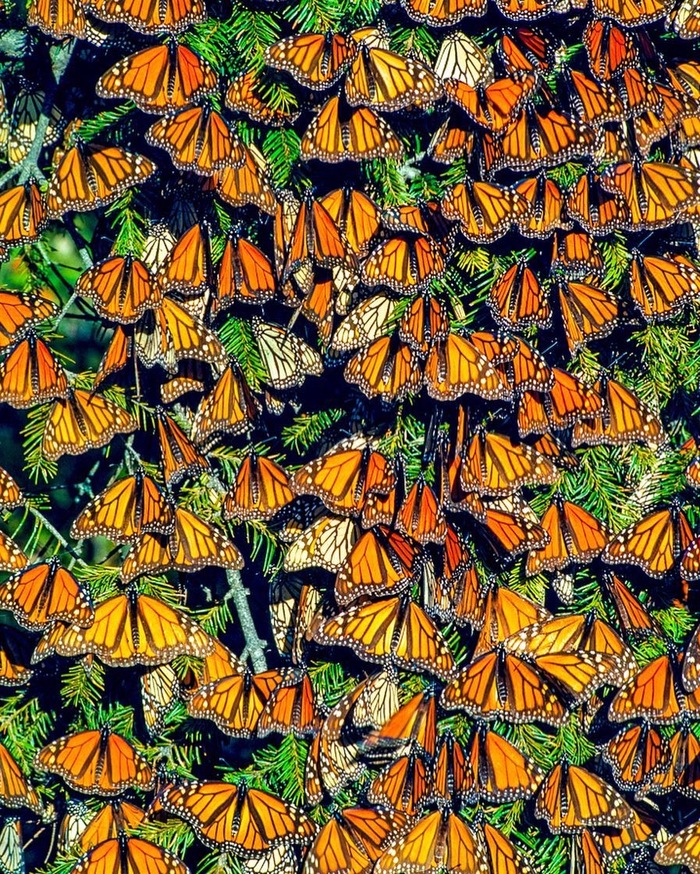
[206,472,268,672]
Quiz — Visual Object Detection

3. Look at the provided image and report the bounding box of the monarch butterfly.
[603,723,669,792]
[0,290,56,350]
[499,26,554,74]
[566,171,628,235]
[399,0,485,24]
[157,223,211,297]
[33,589,213,667]
[395,477,446,545]
[305,680,367,803]
[367,751,430,816]
[551,230,605,280]
[215,144,277,215]
[434,32,494,86]
[628,251,700,321]
[71,835,189,874]
[425,333,511,401]
[42,389,137,461]
[71,470,173,543]
[572,830,604,874]
[602,571,661,640]
[518,368,603,436]
[603,503,693,578]
[301,96,404,163]
[0,629,33,687]
[478,335,551,394]
[27,0,86,37]
[134,296,227,374]
[444,179,529,243]
[270,580,322,663]
[293,437,393,518]
[0,818,22,874]
[571,376,663,448]
[265,32,356,90]
[469,492,550,557]
[93,328,129,389]
[0,182,46,245]
[330,294,395,353]
[373,810,485,874]
[592,0,671,24]
[304,807,407,874]
[0,743,43,813]
[319,188,380,258]
[213,236,276,314]
[653,724,700,797]
[226,70,300,127]
[141,664,180,735]
[366,688,437,757]
[600,160,700,230]
[481,822,536,874]
[669,0,700,35]
[0,530,27,574]
[46,142,153,218]
[428,115,477,165]
[515,172,571,239]
[583,20,637,81]
[146,106,244,175]
[314,596,456,679]
[471,583,552,656]
[187,665,282,737]
[535,762,635,833]
[0,559,92,631]
[97,44,218,112]
[76,255,162,323]
[595,812,654,860]
[281,195,349,280]
[352,668,401,729]
[0,333,68,409]
[157,409,210,486]
[257,668,317,737]
[503,610,636,684]
[431,732,473,804]
[284,514,359,573]
[36,726,153,795]
[557,277,619,354]
[426,529,481,627]
[160,781,315,853]
[565,68,625,126]
[500,105,595,172]
[461,429,559,496]
[466,724,545,803]
[7,87,63,165]
[441,645,612,725]
[253,318,324,390]
[87,0,205,33]
[72,801,145,852]
[608,653,686,723]
[361,235,448,293]
[223,453,294,522]
[655,821,700,873]
[615,68,661,118]
[444,75,535,132]
[488,260,550,330]
[525,496,609,576]
[189,363,259,447]
[344,45,442,111]
[120,506,244,583]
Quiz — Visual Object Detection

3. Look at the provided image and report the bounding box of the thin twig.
[207,472,268,671]
[25,504,87,567]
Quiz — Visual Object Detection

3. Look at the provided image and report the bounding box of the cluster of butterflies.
[3,0,700,867]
